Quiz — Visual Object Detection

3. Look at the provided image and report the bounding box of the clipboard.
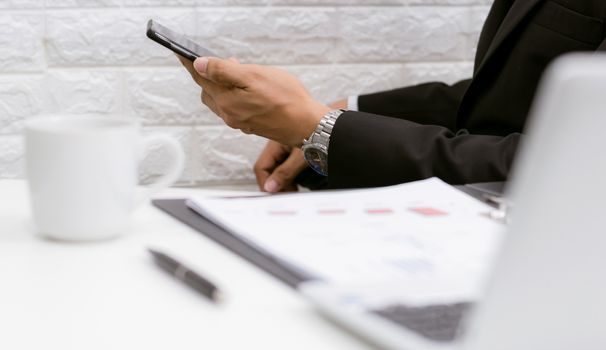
[151,183,504,289]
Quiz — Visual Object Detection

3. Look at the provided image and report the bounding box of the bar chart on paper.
[187,178,505,285]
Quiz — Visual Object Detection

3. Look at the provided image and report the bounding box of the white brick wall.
[0,0,491,186]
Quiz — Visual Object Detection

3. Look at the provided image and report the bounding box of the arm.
[180,57,515,189]
[254,80,471,191]
[328,111,519,188]
[357,79,471,131]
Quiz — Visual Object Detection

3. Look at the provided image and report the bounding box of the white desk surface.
[0,180,374,350]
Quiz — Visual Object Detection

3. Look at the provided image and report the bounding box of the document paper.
[187,178,504,285]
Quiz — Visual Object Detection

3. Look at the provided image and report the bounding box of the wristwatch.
[302,109,344,176]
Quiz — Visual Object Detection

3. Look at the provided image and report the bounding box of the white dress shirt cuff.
[347,95,359,111]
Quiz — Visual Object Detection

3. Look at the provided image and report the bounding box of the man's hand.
[253,141,308,192]
[253,99,347,193]
[180,56,330,147]
[177,54,346,192]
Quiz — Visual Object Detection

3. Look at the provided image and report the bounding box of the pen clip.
[483,195,512,224]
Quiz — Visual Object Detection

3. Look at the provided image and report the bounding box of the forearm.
[355,79,472,131]
[327,111,519,189]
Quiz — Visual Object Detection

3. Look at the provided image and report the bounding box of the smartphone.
[146,19,219,61]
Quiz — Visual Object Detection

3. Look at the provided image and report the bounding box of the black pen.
[148,248,223,302]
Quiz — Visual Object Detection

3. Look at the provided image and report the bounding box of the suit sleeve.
[357,79,471,131]
[327,111,519,189]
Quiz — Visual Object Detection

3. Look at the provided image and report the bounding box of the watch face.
[303,145,328,176]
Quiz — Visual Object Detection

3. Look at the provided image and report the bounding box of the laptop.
[299,53,606,350]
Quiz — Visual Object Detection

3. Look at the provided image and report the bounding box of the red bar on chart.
[409,207,449,216]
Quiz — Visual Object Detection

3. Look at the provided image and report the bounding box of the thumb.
[263,150,308,193]
[193,57,247,88]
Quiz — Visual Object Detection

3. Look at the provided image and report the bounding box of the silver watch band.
[305,109,344,150]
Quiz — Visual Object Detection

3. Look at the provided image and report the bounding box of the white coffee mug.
[24,116,185,241]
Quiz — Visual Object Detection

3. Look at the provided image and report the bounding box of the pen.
[148,248,223,303]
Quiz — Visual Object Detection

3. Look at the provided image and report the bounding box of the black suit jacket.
[325,0,606,189]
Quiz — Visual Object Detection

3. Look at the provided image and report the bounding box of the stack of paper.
[187,178,505,285]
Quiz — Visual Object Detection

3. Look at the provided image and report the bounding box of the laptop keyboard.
[372,302,472,342]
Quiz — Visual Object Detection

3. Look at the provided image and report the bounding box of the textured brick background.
[0,0,491,186]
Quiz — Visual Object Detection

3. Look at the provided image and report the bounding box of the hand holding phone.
[146,19,328,151]
[146,19,219,61]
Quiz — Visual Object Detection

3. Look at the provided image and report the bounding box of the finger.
[193,57,249,88]
[228,57,240,64]
[197,78,225,97]
[263,148,308,193]
[201,83,246,131]
[177,54,220,89]
[253,142,290,191]
[177,54,194,71]
[203,92,238,130]
[201,90,220,116]
[241,127,254,135]
[176,54,201,83]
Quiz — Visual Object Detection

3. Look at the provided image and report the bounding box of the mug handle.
[135,133,185,207]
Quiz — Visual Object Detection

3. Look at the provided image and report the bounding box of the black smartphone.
[146,19,219,61]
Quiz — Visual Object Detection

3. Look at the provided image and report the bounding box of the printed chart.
[187,178,505,285]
